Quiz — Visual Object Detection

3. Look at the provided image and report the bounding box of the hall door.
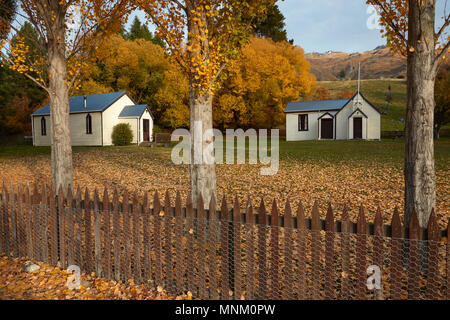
[321,119,333,139]
[143,119,150,142]
[353,118,362,139]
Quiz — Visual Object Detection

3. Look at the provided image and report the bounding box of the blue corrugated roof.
[32,92,128,116]
[284,99,351,113]
[118,105,148,118]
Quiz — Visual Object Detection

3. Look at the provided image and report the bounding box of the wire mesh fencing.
[0,182,449,300]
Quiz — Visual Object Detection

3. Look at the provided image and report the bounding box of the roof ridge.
[68,91,127,99]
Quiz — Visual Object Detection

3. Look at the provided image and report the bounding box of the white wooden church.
[31,92,154,146]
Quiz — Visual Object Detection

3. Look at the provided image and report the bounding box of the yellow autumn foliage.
[215,36,316,129]
[77,34,189,128]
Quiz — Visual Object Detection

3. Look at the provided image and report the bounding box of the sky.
[278,0,448,53]
[126,0,449,54]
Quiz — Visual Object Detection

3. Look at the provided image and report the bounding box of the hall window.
[41,117,46,136]
[86,114,92,134]
[298,114,308,131]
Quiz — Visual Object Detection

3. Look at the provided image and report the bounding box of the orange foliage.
[313,86,332,100]
[335,90,354,99]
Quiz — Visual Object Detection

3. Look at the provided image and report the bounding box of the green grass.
[0,145,97,158]
[1,139,449,170]
[319,79,407,131]
[280,139,450,168]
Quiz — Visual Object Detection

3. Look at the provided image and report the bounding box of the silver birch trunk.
[186,4,217,208]
[189,91,217,208]
[404,0,437,228]
[47,2,73,194]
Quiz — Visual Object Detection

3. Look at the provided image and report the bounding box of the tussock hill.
[306,46,407,81]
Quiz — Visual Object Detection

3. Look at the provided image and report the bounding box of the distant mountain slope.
[306,46,407,81]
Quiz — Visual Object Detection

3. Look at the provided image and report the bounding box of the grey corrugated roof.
[32,92,128,116]
[118,105,148,118]
[284,99,351,113]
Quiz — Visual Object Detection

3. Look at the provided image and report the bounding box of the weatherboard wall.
[118,118,139,144]
[32,113,103,146]
[335,93,381,140]
[32,115,51,146]
[286,111,320,141]
[102,95,136,146]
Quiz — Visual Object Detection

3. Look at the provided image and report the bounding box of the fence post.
[153,191,162,288]
[356,205,368,300]
[340,205,350,299]
[133,191,142,284]
[112,188,121,281]
[408,208,420,300]
[186,192,194,295]
[324,203,334,300]
[220,195,229,300]
[283,199,293,300]
[75,187,82,268]
[123,190,131,281]
[32,183,40,261]
[83,187,92,273]
[208,195,218,300]
[41,184,49,263]
[25,185,33,260]
[311,201,321,300]
[93,188,102,277]
[103,188,111,279]
[426,209,439,300]
[17,184,25,258]
[269,199,279,299]
[257,198,267,299]
[0,182,4,255]
[296,201,306,300]
[10,182,18,258]
[447,219,450,300]
[373,206,384,300]
[67,186,74,267]
[233,196,242,300]
[174,191,184,293]
[197,194,207,299]
[2,182,11,257]
[164,190,172,290]
[143,192,151,286]
[390,207,402,300]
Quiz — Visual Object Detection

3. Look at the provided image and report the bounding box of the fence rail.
[0,182,449,300]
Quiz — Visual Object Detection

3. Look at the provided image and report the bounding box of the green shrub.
[112,123,133,146]
[153,124,163,134]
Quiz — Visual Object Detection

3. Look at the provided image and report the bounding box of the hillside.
[319,79,407,131]
[306,46,407,81]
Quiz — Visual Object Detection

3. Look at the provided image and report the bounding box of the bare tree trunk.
[47,3,73,193]
[404,0,436,228]
[186,4,217,208]
[189,90,217,208]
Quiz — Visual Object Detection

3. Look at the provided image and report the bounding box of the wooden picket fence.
[0,182,449,300]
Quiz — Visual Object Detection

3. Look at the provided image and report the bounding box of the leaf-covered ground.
[0,256,190,300]
[0,140,448,228]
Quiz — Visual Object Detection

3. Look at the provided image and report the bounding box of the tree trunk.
[404,0,437,228]
[47,2,73,194]
[189,90,217,208]
[186,4,217,208]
